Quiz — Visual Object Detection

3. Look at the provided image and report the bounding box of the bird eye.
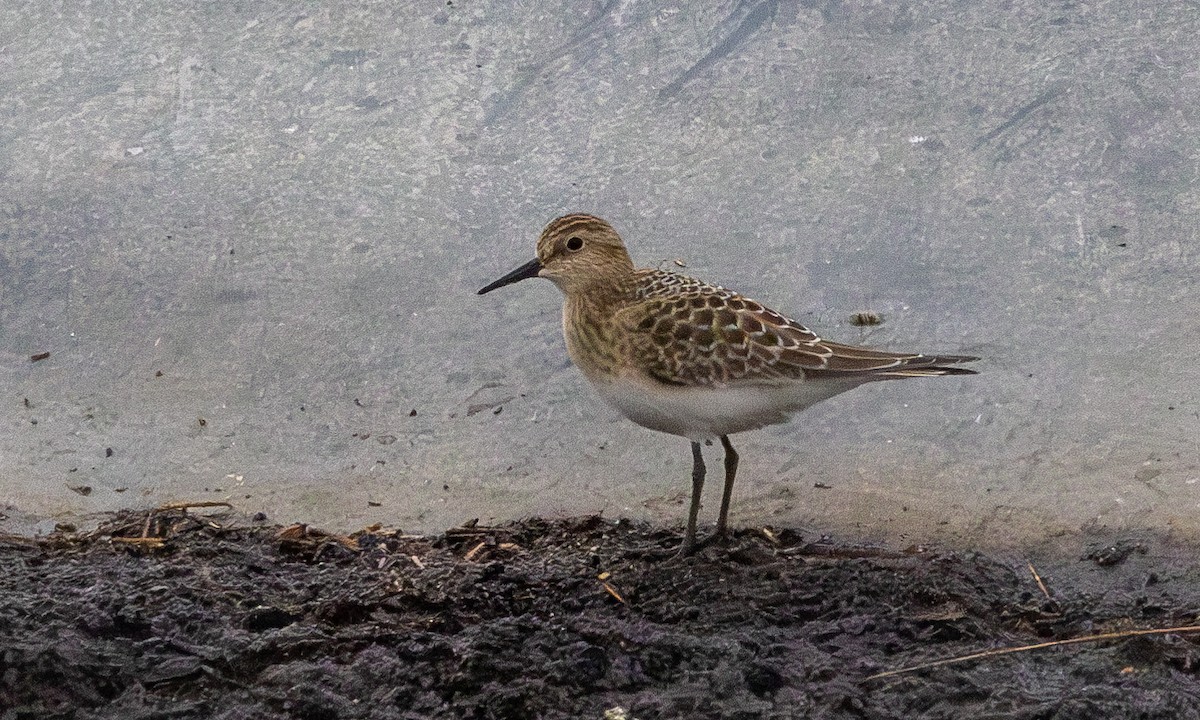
[565,236,584,251]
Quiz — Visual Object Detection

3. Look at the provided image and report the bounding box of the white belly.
[589,373,859,442]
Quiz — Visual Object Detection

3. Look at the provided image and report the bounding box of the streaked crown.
[536,214,635,292]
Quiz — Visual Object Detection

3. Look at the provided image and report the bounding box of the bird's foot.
[620,539,682,560]
[624,534,701,561]
[695,527,733,550]
[619,528,735,561]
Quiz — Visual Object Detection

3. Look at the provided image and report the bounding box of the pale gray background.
[2,1,1197,545]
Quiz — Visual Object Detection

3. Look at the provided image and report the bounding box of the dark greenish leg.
[715,435,739,537]
[678,441,706,556]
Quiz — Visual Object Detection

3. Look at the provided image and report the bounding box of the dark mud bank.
[2,510,1199,719]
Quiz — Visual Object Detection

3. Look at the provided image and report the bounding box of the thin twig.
[463,541,487,561]
[601,581,626,604]
[865,625,1200,681]
[156,501,234,511]
[111,537,166,548]
[1027,561,1052,601]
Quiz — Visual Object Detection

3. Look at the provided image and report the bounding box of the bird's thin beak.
[477,257,543,295]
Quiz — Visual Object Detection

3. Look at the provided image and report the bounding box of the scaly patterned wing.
[617,270,829,386]
[618,270,976,387]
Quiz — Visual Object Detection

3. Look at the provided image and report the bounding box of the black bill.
[477,257,543,295]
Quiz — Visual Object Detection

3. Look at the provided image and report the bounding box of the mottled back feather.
[615,269,975,387]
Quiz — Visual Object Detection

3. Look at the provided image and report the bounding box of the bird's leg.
[678,441,706,556]
[715,435,739,537]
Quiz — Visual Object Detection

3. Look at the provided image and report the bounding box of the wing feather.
[618,270,976,387]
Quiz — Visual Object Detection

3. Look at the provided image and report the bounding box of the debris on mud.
[2,507,1199,719]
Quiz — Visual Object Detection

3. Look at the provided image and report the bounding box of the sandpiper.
[479,214,977,555]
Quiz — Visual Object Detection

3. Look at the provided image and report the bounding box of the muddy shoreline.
[3,509,1199,719]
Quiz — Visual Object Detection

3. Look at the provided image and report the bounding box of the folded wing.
[619,270,976,387]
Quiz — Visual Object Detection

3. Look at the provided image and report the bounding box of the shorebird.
[479,214,977,555]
